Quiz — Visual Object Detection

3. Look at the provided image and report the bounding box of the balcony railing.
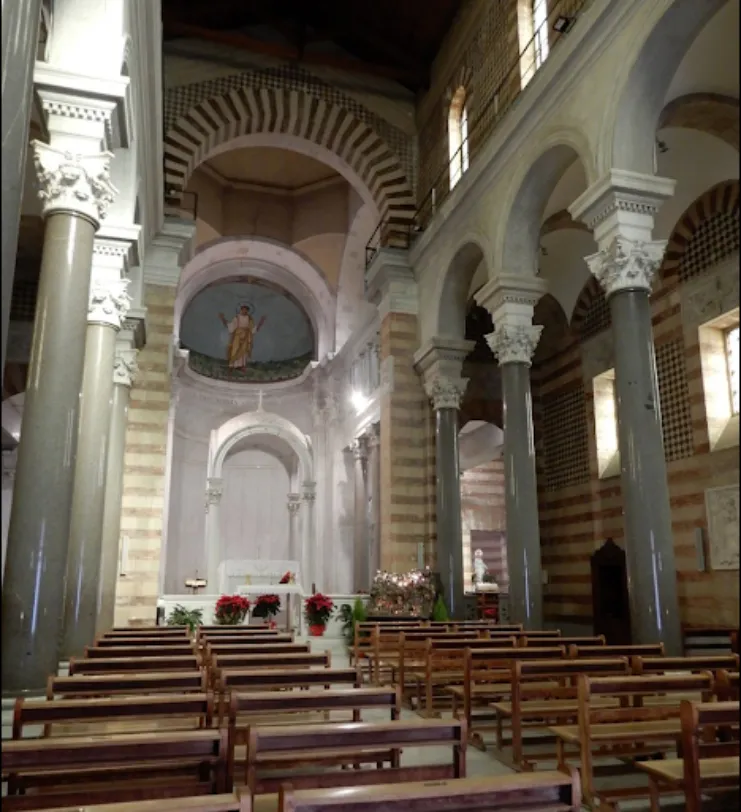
[365,0,590,268]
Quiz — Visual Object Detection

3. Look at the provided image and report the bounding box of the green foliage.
[338,599,369,650]
[432,595,449,622]
[166,605,203,633]
[352,597,367,624]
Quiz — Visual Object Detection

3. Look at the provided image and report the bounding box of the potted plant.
[214,594,250,626]
[339,597,367,651]
[252,594,281,626]
[166,605,203,634]
[304,593,335,636]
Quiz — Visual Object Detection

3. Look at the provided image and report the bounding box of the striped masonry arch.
[163,86,416,230]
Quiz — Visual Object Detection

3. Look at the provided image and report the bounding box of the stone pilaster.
[365,249,435,574]
[570,169,682,655]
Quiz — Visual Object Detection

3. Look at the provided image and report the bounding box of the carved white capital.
[474,274,547,326]
[89,276,131,328]
[486,324,543,366]
[424,375,468,410]
[113,346,139,388]
[205,478,224,512]
[585,236,667,298]
[32,141,117,224]
[352,437,369,462]
[287,494,302,515]
[302,481,317,503]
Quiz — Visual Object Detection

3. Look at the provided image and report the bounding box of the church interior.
[1,0,739,808]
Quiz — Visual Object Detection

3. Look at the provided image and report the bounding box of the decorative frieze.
[113,346,139,388]
[32,140,117,224]
[486,324,543,366]
[584,236,667,298]
[424,374,469,411]
[89,276,132,328]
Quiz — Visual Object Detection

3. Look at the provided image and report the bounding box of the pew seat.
[32,794,250,812]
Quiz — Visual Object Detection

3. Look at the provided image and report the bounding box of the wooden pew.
[352,620,423,668]
[277,770,582,811]
[410,637,519,716]
[84,644,196,659]
[203,642,310,664]
[551,672,715,809]
[13,693,215,739]
[450,646,567,750]
[200,633,294,646]
[716,669,740,702]
[212,651,330,672]
[68,654,202,675]
[569,642,664,659]
[246,719,466,796]
[103,626,190,636]
[34,794,251,812]
[48,671,208,700]
[229,687,400,778]
[198,626,285,639]
[636,699,740,812]
[219,667,360,695]
[2,729,232,810]
[683,625,739,657]
[95,636,199,648]
[493,657,630,768]
[632,654,740,676]
[522,635,604,649]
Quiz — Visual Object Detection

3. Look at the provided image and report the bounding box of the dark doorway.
[591,538,632,645]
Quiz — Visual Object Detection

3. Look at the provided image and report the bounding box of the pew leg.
[648,777,662,812]
[495,711,504,750]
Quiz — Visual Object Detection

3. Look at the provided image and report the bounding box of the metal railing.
[364,0,589,268]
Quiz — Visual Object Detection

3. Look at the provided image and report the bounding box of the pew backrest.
[68,655,202,675]
[95,636,197,648]
[212,651,330,672]
[570,643,664,659]
[47,671,208,699]
[716,669,740,702]
[632,654,740,676]
[84,645,196,659]
[219,667,360,693]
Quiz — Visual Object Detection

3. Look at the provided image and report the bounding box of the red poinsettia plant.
[304,593,335,627]
[214,594,250,625]
[483,607,498,620]
[279,571,294,584]
[252,593,281,619]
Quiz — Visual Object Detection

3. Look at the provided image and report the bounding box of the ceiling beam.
[161,20,426,86]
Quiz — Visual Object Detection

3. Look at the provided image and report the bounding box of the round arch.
[433,236,489,339]
[494,133,595,278]
[174,236,337,360]
[163,87,415,229]
[209,410,314,485]
[604,0,726,174]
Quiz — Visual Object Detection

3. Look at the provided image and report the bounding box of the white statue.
[473,549,488,586]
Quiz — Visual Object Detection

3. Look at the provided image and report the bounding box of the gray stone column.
[1,0,43,375]
[570,169,682,655]
[352,438,369,593]
[302,483,317,594]
[476,275,547,630]
[414,338,474,620]
[95,345,138,637]
[1,138,117,693]
[287,493,301,562]
[62,255,132,656]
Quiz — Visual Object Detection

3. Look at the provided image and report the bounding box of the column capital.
[474,273,547,325]
[302,481,317,503]
[88,274,131,329]
[569,169,675,246]
[414,336,474,378]
[352,436,369,461]
[205,477,224,512]
[584,236,667,298]
[287,493,302,514]
[364,248,418,320]
[424,374,469,410]
[486,324,543,366]
[367,422,381,449]
[32,140,117,225]
[113,345,139,388]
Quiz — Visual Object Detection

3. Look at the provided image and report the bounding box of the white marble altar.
[217,558,301,593]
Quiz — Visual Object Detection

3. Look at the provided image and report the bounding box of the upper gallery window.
[518,0,550,88]
[726,325,739,415]
[448,87,470,190]
[533,0,550,69]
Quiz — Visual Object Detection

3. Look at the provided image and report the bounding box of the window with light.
[726,325,739,415]
[448,87,469,190]
[533,0,550,68]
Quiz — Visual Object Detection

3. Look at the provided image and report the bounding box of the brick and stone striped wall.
[115,285,175,626]
[379,312,436,573]
[533,181,740,628]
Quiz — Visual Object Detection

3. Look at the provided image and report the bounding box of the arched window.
[448,87,470,190]
[518,0,550,89]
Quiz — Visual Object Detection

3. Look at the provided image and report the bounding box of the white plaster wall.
[220,448,290,563]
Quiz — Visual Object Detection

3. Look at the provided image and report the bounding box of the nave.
[2,618,739,811]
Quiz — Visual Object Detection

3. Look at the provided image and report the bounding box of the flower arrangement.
[214,595,250,626]
[483,607,498,619]
[166,604,203,633]
[367,568,436,617]
[252,593,281,619]
[279,571,294,584]
[304,593,335,635]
